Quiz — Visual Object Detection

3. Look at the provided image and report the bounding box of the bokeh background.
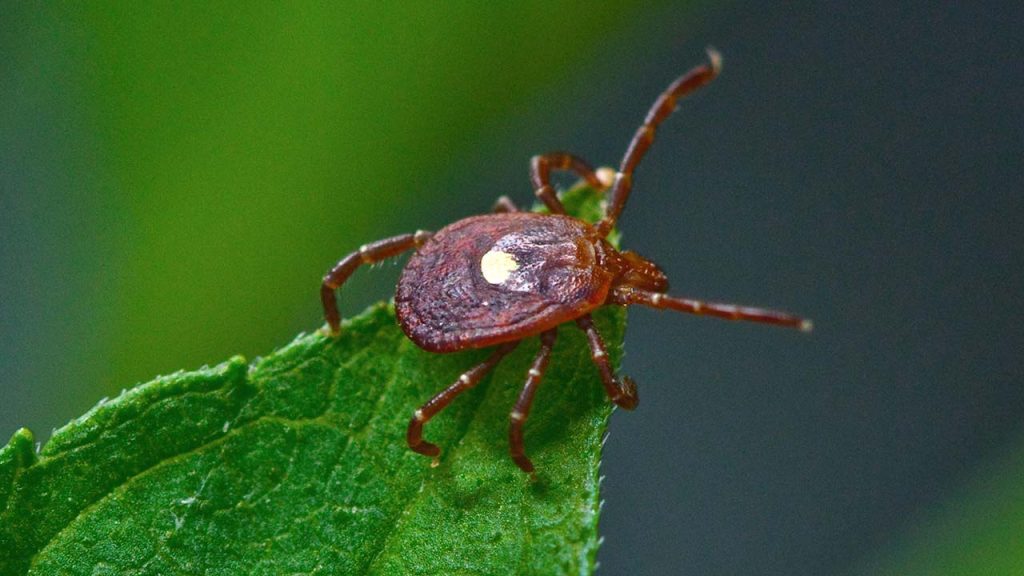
[3,2,1022,574]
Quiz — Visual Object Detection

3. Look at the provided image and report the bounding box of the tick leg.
[596,49,722,237]
[321,230,433,335]
[610,287,812,332]
[407,341,520,460]
[576,314,638,410]
[530,152,607,215]
[509,328,558,474]
[492,195,519,213]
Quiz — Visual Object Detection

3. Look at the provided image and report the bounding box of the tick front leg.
[508,329,557,474]
[596,49,722,237]
[320,230,433,335]
[530,152,607,215]
[407,341,519,462]
[610,288,812,332]
[576,315,638,410]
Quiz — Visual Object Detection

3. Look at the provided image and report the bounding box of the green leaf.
[0,187,624,576]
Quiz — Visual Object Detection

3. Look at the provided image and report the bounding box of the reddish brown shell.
[395,212,615,352]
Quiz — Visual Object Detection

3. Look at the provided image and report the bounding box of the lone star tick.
[320,50,811,474]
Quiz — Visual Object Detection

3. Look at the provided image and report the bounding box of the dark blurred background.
[2,2,1022,574]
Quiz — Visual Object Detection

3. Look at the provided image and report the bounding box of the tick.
[321,50,811,474]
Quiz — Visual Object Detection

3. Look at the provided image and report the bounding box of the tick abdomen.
[395,213,613,352]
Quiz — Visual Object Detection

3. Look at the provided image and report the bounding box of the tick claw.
[512,454,535,474]
[614,376,639,410]
[410,440,440,459]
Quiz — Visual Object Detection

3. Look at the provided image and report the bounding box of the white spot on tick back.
[480,249,519,284]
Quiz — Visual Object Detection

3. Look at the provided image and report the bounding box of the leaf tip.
[1,428,37,466]
[1,428,38,510]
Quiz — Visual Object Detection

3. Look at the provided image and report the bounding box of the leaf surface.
[0,188,623,576]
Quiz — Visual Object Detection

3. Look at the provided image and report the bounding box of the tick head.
[611,249,669,293]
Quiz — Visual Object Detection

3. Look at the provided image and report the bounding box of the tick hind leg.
[508,328,558,474]
[407,341,520,462]
[321,230,433,334]
[576,315,638,410]
[530,152,609,215]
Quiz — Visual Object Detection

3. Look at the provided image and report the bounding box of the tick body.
[396,213,615,353]
[321,50,811,474]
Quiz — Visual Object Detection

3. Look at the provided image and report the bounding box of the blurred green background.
[2,2,1022,575]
